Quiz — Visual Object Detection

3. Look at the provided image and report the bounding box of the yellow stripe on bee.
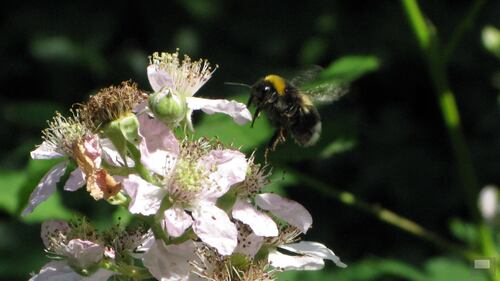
[264,74,286,96]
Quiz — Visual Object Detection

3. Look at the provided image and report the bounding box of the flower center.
[173,159,206,194]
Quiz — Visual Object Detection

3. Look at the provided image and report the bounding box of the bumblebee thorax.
[264,74,287,96]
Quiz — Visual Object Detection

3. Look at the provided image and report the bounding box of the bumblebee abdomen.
[290,105,321,146]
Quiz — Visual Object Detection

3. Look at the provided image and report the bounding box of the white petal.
[162,206,193,237]
[122,174,166,215]
[64,168,85,191]
[60,239,104,270]
[255,193,312,233]
[197,149,247,202]
[22,161,68,216]
[232,199,278,237]
[235,230,264,258]
[142,239,195,281]
[30,141,64,160]
[278,241,346,268]
[186,97,252,125]
[29,261,115,281]
[41,220,70,249]
[192,203,237,255]
[148,64,173,92]
[138,113,179,176]
[479,185,499,221]
[100,138,134,167]
[268,249,324,271]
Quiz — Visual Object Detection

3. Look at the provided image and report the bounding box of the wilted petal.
[82,135,101,164]
[268,249,324,271]
[186,97,252,125]
[122,174,166,215]
[22,161,68,216]
[192,203,237,255]
[163,206,193,237]
[232,199,278,237]
[142,239,195,281]
[138,113,179,176]
[30,141,64,160]
[197,149,247,202]
[60,239,104,269]
[29,261,114,281]
[255,193,312,233]
[278,241,346,268]
[147,64,174,92]
[64,168,85,192]
[41,220,70,249]
[479,185,499,221]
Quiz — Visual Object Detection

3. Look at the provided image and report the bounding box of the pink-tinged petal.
[232,199,278,237]
[122,174,166,215]
[138,113,179,176]
[255,193,313,233]
[30,141,63,160]
[100,138,134,167]
[41,220,70,249]
[278,241,346,268]
[162,206,193,237]
[197,149,247,202]
[60,239,104,270]
[235,230,264,258]
[142,239,195,281]
[192,203,237,256]
[186,97,252,125]
[82,135,101,163]
[22,161,68,216]
[29,261,115,281]
[268,249,324,271]
[147,64,173,92]
[64,168,85,191]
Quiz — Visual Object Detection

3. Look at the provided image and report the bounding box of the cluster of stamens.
[41,110,90,157]
[149,51,217,96]
[78,80,147,130]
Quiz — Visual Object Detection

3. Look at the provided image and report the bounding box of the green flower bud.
[148,90,187,128]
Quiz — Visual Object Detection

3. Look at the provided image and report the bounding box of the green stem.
[444,0,488,63]
[401,0,498,279]
[100,260,153,280]
[288,167,479,261]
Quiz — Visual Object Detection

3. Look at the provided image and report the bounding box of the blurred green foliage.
[2,0,500,280]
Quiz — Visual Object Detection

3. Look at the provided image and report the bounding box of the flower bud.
[148,89,187,127]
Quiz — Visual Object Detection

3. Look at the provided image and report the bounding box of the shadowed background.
[1,1,500,280]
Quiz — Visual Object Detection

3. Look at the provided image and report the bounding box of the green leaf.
[2,101,62,128]
[320,55,381,84]
[0,169,27,215]
[449,218,478,246]
[21,192,76,223]
[425,257,489,281]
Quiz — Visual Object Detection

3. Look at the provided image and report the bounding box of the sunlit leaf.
[0,170,26,215]
[318,55,380,84]
[425,257,489,281]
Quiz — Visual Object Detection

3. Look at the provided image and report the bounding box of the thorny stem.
[401,0,498,279]
[289,167,479,261]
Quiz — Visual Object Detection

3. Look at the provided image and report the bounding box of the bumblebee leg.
[246,95,253,107]
[267,128,287,151]
[251,108,261,128]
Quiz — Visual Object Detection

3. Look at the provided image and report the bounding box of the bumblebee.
[247,73,346,152]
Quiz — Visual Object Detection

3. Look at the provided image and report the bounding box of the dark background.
[1,1,500,280]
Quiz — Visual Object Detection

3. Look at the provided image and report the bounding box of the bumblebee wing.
[290,65,323,88]
[301,81,349,105]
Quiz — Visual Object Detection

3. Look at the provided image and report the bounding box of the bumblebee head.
[249,74,287,106]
